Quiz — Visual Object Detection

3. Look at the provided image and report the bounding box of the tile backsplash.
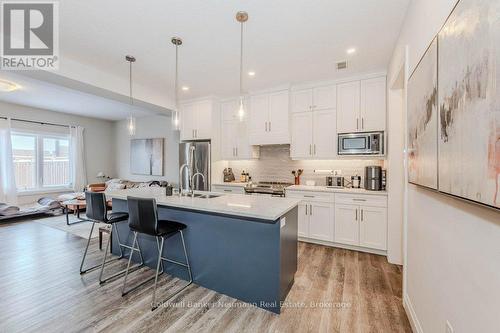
[227,145,385,187]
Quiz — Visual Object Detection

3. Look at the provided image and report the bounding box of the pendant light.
[125,55,136,136]
[171,37,182,131]
[236,11,248,121]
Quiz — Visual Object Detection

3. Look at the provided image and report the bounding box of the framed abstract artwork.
[407,37,438,189]
[130,138,164,176]
[438,0,499,208]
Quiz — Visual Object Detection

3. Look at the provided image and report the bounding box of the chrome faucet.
[179,163,190,197]
[191,172,206,197]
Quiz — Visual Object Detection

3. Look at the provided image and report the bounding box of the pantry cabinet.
[220,99,260,160]
[336,76,386,133]
[249,90,290,145]
[180,99,214,141]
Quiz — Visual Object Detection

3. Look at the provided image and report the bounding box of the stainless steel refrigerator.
[179,141,211,192]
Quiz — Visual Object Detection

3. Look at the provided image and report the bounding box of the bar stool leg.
[121,231,138,295]
[152,237,165,310]
[180,230,193,283]
[80,222,96,274]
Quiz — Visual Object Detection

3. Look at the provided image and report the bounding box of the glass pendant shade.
[127,115,136,136]
[171,110,180,130]
[237,97,245,121]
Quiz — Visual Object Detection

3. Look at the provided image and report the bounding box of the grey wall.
[0,100,115,203]
[113,115,180,184]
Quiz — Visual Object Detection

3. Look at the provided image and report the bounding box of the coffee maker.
[364,166,386,191]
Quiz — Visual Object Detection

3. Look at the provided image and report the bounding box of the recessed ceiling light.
[346,48,356,55]
[181,86,189,91]
[0,79,19,92]
[248,71,255,77]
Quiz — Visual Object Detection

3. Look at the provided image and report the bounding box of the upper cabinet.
[337,76,386,133]
[180,99,214,141]
[220,99,260,160]
[249,90,290,145]
[290,85,337,159]
[291,85,336,113]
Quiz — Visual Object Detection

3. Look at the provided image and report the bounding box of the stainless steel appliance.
[364,166,383,191]
[179,141,211,192]
[326,176,344,187]
[338,131,384,156]
[244,181,292,197]
[351,175,361,188]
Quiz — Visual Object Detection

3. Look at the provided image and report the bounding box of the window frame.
[11,130,72,194]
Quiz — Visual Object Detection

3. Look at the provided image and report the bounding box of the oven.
[338,131,384,156]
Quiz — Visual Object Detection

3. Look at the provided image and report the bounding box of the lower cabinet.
[334,202,387,250]
[211,184,246,194]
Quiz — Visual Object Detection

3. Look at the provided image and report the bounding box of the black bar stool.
[121,196,192,310]
[80,191,144,284]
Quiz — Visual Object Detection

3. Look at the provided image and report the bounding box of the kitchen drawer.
[286,190,334,203]
[335,193,387,207]
[212,185,245,194]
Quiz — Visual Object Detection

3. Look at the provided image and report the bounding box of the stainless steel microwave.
[338,131,384,155]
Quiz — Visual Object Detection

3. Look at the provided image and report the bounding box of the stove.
[244,181,293,197]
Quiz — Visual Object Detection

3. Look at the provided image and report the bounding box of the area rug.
[35,214,101,239]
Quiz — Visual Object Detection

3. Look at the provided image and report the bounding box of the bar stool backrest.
[85,191,108,222]
[127,196,159,236]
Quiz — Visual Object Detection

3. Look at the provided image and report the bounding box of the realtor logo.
[1,1,59,70]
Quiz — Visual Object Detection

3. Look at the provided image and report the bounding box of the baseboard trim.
[298,237,387,256]
[403,292,423,333]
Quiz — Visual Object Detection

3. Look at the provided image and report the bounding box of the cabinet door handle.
[355,209,358,221]
[223,189,232,192]
[309,144,312,155]
[265,122,268,132]
[310,204,313,215]
[304,195,315,198]
[269,121,271,131]
[361,209,364,221]
[313,144,316,155]
[362,118,364,130]
[352,198,366,202]
[305,204,308,215]
[235,147,238,156]
[356,118,359,130]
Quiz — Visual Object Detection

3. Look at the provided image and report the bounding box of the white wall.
[388,0,500,332]
[0,101,115,204]
[114,115,180,184]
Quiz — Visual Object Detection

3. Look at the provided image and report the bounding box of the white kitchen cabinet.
[337,77,386,133]
[286,191,334,242]
[249,90,290,145]
[212,184,246,194]
[334,204,360,246]
[180,99,214,140]
[290,109,336,159]
[220,99,260,160]
[359,205,387,250]
[291,85,336,113]
[360,77,386,132]
[336,81,361,133]
[334,193,387,250]
[290,112,313,159]
[308,201,334,242]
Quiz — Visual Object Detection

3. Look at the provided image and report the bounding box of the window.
[11,132,71,191]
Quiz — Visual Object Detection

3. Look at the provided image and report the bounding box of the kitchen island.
[105,188,300,314]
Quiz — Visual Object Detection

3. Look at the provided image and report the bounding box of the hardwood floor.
[0,219,411,333]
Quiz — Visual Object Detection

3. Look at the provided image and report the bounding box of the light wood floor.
[0,219,411,333]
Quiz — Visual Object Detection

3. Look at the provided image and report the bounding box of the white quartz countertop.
[286,185,388,196]
[106,188,300,221]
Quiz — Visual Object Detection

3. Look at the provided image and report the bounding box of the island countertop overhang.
[105,188,301,222]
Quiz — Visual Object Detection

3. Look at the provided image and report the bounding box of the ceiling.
[0,72,164,120]
[0,0,410,120]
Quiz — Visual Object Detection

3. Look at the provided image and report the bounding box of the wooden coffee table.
[62,199,89,225]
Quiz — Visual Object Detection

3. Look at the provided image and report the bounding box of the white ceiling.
[0,0,410,119]
[0,72,163,120]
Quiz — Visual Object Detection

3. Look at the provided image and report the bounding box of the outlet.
[333,169,342,176]
[446,320,454,333]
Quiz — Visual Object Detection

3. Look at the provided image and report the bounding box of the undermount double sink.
[189,193,221,199]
